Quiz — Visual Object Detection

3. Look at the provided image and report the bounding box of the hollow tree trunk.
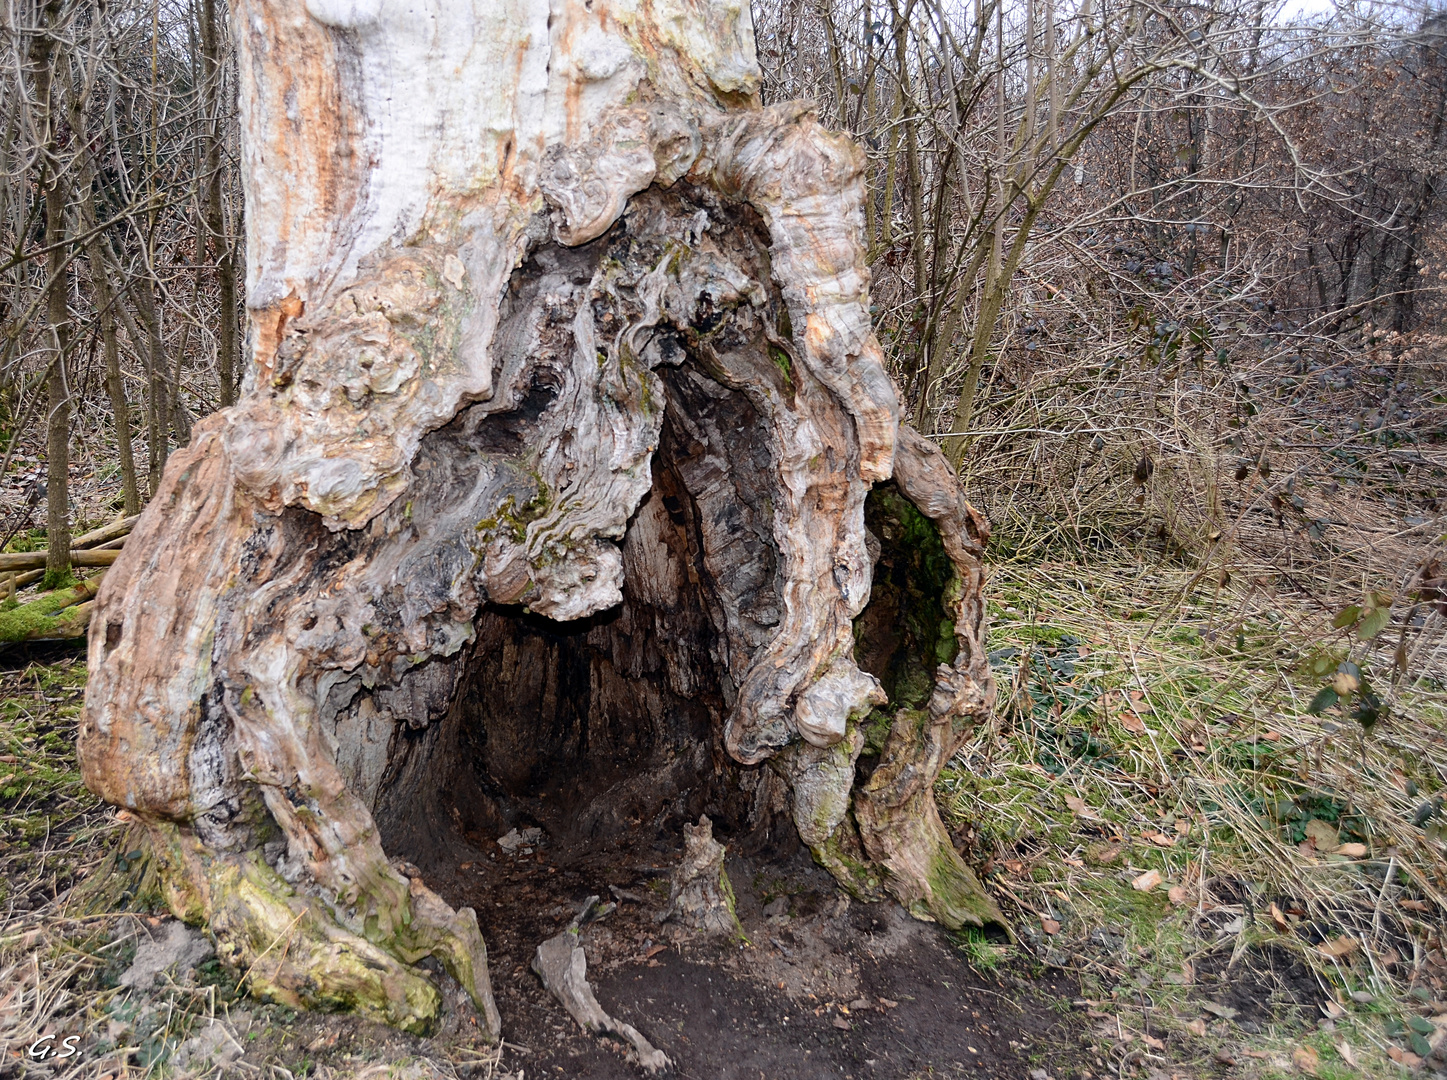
[80,0,1000,1038]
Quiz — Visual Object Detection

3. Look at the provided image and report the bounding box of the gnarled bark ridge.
[80,0,999,1036]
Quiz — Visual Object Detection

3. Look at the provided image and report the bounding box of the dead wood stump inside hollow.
[78,0,1000,1037]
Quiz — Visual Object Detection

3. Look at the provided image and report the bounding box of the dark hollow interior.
[372,384,792,878]
[359,186,961,908]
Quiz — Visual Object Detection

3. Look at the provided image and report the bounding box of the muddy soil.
[413,814,1082,1080]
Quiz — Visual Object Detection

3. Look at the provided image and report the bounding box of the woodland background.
[4,0,1447,1074]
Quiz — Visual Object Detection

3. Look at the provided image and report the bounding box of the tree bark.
[29,0,72,589]
[198,0,239,407]
[80,0,1000,1038]
[135,270,170,496]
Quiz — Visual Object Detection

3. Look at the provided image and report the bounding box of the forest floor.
[2,545,1445,1080]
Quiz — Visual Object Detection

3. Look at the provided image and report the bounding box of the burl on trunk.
[79,0,1000,1036]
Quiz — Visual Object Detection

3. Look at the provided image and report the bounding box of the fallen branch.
[0,549,122,572]
[1,513,137,594]
[72,514,140,550]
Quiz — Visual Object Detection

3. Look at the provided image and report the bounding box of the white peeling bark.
[79,0,1000,1037]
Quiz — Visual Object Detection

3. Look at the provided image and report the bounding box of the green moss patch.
[853,481,959,742]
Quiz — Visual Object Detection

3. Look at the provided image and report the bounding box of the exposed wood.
[80,0,1000,1039]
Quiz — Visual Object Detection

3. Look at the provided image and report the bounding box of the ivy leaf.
[1358,605,1392,640]
[1352,692,1384,731]
[1307,686,1340,715]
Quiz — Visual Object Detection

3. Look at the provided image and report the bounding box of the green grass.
[935,556,1447,1076]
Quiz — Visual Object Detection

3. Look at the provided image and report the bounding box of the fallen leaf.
[1337,1041,1358,1068]
[1317,935,1357,959]
[1271,902,1291,932]
[832,1017,851,1030]
[1167,885,1188,906]
[1201,1002,1238,1020]
[1146,832,1177,848]
[1293,1045,1320,1075]
[1321,1000,1347,1020]
[1132,869,1163,892]
[1185,1018,1208,1037]
[1119,711,1147,733]
[878,998,898,1009]
[1214,1051,1239,1066]
[1041,918,1061,935]
[1388,1046,1405,1064]
[1304,819,1340,850]
[644,945,666,958]
[1141,1034,1165,1050]
[1064,794,1103,820]
[1401,899,1431,912]
[1175,819,1191,835]
[1262,730,1281,741]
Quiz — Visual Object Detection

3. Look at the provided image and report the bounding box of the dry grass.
[932,292,1447,1075]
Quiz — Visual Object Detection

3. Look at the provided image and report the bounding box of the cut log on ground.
[0,549,121,572]
[2,515,137,596]
[79,0,1000,1039]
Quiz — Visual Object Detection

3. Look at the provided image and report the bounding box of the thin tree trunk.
[66,56,143,516]
[198,0,237,406]
[87,236,141,515]
[134,268,169,495]
[30,0,72,587]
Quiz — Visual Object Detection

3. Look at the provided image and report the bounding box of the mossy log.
[79,0,1002,1039]
[0,580,98,642]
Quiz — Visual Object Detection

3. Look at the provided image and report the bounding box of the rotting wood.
[80,0,1000,1038]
